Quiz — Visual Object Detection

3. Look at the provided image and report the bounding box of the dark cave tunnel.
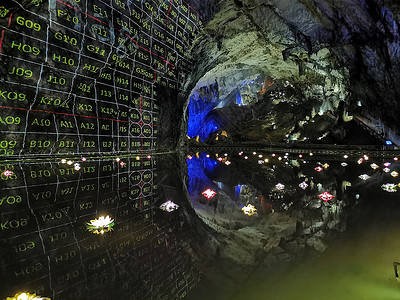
[1,0,400,299]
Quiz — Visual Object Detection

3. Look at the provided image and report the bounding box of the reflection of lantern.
[315,166,323,172]
[242,204,257,216]
[299,181,308,190]
[160,201,179,212]
[359,174,370,180]
[318,192,334,202]
[86,216,115,234]
[275,183,285,191]
[202,189,216,199]
[381,183,398,193]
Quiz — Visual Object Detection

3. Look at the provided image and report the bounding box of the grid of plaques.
[0,0,202,157]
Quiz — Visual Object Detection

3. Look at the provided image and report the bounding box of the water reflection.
[186,149,400,299]
[2,149,400,299]
[0,155,199,300]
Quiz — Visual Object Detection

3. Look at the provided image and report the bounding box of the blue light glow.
[236,89,243,106]
[187,153,218,202]
[386,140,393,145]
[187,86,221,141]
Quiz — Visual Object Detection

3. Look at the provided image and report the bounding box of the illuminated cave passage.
[2,0,400,299]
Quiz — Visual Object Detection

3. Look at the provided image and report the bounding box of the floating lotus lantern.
[2,170,13,177]
[202,189,216,199]
[322,163,329,169]
[299,181,308,190]
[318,192,334,202]
[6,292,50,300]
[275,183,285,191]
[242,204,257,216]
[391,171,399,177]
[160,201,179,212]
[341,162,348,167]
[381,183,398,193]
[383,168,391,173]
[370,163,379,170]
[86,215,114,234]
[359,174,370,180]
[315,166,323,172]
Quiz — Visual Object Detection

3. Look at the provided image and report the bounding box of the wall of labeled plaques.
[0,157,200,299]
[0,0,201,157]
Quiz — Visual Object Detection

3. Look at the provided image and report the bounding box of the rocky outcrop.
[183,0,400,145]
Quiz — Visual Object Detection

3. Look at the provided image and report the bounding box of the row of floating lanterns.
[2,154,155,179]
[197,151,400,216]
[59,155,154,170]
[87,199,182,234]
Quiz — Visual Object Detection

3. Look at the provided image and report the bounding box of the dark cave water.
[1,149,400,299]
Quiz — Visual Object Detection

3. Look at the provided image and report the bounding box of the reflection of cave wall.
[185,151,358,268]
[184,0,400,146]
